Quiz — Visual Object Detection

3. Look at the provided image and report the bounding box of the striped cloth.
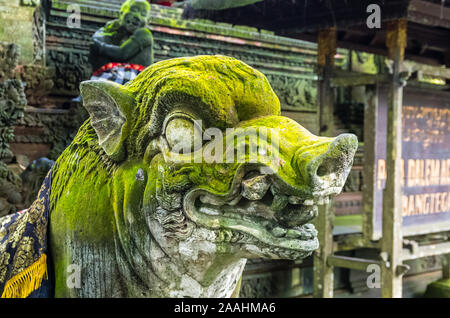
[91,62,145,85]
[0,170,53,298]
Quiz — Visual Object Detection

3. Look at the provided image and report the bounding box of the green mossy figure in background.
[89,0,154,71]
[49,55,358,297]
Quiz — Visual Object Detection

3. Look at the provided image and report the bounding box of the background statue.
[89,0,154,84]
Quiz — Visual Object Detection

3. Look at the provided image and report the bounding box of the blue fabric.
[0,170,53,298]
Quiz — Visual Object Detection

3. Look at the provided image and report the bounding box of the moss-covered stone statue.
[0,55,357,298]
[89,0,153,83]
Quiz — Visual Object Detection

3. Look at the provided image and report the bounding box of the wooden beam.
[408,0,450,29]
[331,72,389,87]
[402,242,450,261]
[334,233,381,252]
[328,255,381,271]
[381,18,407,299]
[403,60,450,80]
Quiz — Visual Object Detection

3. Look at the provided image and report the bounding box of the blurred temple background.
[0,0,449,298]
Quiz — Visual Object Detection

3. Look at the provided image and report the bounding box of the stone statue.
[89,0,154,82]
[0,56,357,298]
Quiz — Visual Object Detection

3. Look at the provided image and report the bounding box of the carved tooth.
[296,225,318,240]
[227,194,242,206]
[271,226,287,237]
[271,194,289,212]
[304,224,318,238]
[286,229,302,238]
[198,206,220,216]
[304,223,315,231]
[242,175,270,200]
[324,196,330,204]
[303,199,314,206]
[288,196,303,205]
[230,232,240,243]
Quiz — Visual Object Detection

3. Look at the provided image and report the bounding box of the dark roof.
[183,0,450,65]
[188,0,263,10]
[183,0,413,32]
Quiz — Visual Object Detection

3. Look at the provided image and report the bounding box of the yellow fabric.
[1,253,48,298]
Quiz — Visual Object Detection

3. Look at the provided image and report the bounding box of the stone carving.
[0,43,20,82]
[14,65,54,107]
[48,55,357,297]
[13,106,87,160]
[89,0,154,72]
[266,74,317,111]
[240,276,273,298]
[0,162,23,217]
[48,50,92,95]
[0,42,26,161]
[0,80,26,163]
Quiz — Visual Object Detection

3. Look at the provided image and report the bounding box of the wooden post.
[443,254,450,279]
[381,19,407,298]
[362,86,378,241]
[313,27,336,298]
[317,27,336,136]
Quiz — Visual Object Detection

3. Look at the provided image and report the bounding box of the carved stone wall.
[0,42,27,217]
[11,104,87,161]
[15,64,55,107]
[34,1,320,113]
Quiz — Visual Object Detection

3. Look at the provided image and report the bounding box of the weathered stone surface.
[14,65,55,107]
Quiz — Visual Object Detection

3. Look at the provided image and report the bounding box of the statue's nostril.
[316,164,328,177]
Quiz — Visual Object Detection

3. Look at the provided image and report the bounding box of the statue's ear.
[80,80,135,160]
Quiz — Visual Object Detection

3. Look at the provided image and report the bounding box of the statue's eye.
[164,117,203,154]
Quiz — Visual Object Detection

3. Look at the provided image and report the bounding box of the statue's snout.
[293,133,358,195]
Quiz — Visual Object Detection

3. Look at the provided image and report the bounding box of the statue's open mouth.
[183,166,340,259]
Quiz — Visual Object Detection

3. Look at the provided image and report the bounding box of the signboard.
[365,86,450,239]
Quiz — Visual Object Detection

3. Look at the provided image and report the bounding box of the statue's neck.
[114,235,246,297]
